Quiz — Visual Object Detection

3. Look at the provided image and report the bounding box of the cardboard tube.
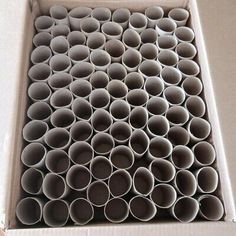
[160,66,182,86]
[146,115,169,138]
[72,97,92,121]
[174,26,195,43]
[198,195,224,221]
[129,106,148,129]
[66,165,91,191]
[177,59,200,78]
[49,54,71,73]
[50,88,73,109]
[33,32,52,47]
[87,180,110,207]
[104,198,129,223]
[124,72,144,90]
[28,82,51,102]
[138,60,162,78]
[70,198,94,225]
[35,15,55,32]
[168,126,190,146]
[80,17,100,36]
[90,156,113,180]
[171,196,199,222]
[43,173,69,199]
[144,77,164,97]
[68,45,90,63]
[149,159,175,183]
[192,141,216,167]
[126,89,148,107]
[70,61,94,80]
[43,199,69,227]
[107,63,127,81]
[155,18,177,35]
[168,8,189,26]
[89,88,110,110]
[16,197,43,225]
[151,184,177,209]
[109,145,134,170]
[90,71,109,89]
[91,133,114,155]
[129,129,149,158]
[140,28,157,44]
[91,109,113,132]
[109,169,132,197]
[87,32,106,50]
[110,99,130,121]
[171,145,194,169]
[156,35,178,50]
[70,120,92,142]
[21,168,44,195]
[182,77,203,96]
[23,120,48,143]
[174,170,197,196]
[51,24,70,37]
[122,28,141,49]
[90,49,111,71]
[44,128,71,150]
[102,21,123,40]
[69,79,92,99]
[50,108,75,129]
[163,86,186,106]
[50,36,69,55]
[157,49,178,67]
[107,80,128,100]
[68,141,94,165]
[67,31,86,46]
[122,48,142,72]
[28,63,51,82]
[140,43,158,60]
[50,5,68,25]
[112,8,131,29]
[129,12,147,33]
[48,72,72,90]
[166,106,189,126]
[45,150,70,174]
[27,101,52,122]
[104,39,125,62]
[148,136,172,160]
[129,196,156,222]
[187,117,211,142]
[21,143,47,168]
[176,42,197,60]
[146,96,169,116]
[195,167,218,193]
[185,96,206,118]
[91,7,111,24]
[109,121,132,144]
[145,6,164,28]
[31,46,52,64]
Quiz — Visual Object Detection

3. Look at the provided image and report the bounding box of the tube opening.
[129,106,148,129]
[145,77,164,96]
[70,121,92,142]
[146,97,169,116]
[110,121,132,143]
[90,89,110,109]
[91,133,114,155]
[69,79,92,98]
[110,100,130,120]
[149,137,172,159]
[72,98,92,120]
[166,106,189,126]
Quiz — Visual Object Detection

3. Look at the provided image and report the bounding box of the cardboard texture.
[0,0,236,234]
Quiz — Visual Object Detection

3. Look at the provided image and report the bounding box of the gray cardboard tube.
[146,96,169,116]
[68,45,90,63]
[107,63,127,81]
[104,198,129,223]
[43,199,69,227]
[69,79,92,99]
[87,32,106,50]
[185,96,206,118]
[90,71,109,89]
[175,42,197,60]
[107,80,128,100]
[145,6,164,28]
[28,82,52,102]
[144,76,164,97]
[89,88,110,110]
[50,36,69,55]
[122,28,141,49]
[49,5,68,25]
[168,8,189,27]
[49,54,71,73]
[35,15,55,33]
[72,97,92,121]
[129,106,148,130]
[132,167,154,196]
[140,43,158,60]
[129,12,147,33]
[168,126,190,146]
[87,180,110,207]
[155,17,177,36]
[160,66,182,86]
[42,173,69,199]
[91,7,111,24]
[16,197,43,225]
[70,120,93,142]
[112,8,130,29]
[31,46,52,64]
[124,72,144,90]
[66,165,92,191]
[177,59,200,78]
[33,32,52,47]
[108,169,132,197]
[28,63,51,82]
[90,49,111,71]
[48,72,73,91]
[104,39,125,62]
[80,17,100,36]
[182,77,203,96]
[70,61,94,80]
[157,49,178,67]
[129,196,156,222]
[51,24,70,37]
[68,141,94,165]
[166,105,189,126]
[70,198,94,225]
[138,60,162,79]
[126,89,148,108]
[156,35,178,50]
[50,88,73,109]
[140,28,157,44]
[174,26,195,43]
[122,48,142,72]
[110,99,130,121]
[45,150,70,174]
[101,21,123,40]
[67,31,86,46]
[21,168,44,195]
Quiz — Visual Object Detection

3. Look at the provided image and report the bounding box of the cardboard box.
[0,0,236,234]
